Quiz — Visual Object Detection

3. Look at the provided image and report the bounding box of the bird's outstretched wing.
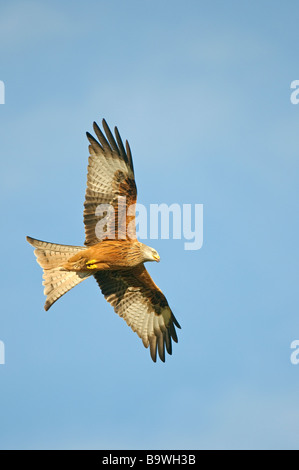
[94,264,181,362]
[84,119,137,246]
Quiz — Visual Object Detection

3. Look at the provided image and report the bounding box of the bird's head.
[141,244,160,263]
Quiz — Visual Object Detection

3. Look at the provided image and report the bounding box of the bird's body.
[27,119,180,362]
[63,239,146,272]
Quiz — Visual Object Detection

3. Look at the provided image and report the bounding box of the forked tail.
[26,236,91,311]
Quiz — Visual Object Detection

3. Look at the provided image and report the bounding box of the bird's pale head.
[140,244,160,263]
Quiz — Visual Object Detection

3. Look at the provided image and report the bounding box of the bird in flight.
[27,119,180,362]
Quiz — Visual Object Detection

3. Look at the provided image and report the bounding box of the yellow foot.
[86,259,98,269]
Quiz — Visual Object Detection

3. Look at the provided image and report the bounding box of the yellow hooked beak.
[153,253,160,262]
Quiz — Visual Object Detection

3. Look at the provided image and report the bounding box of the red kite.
[27,119,180,362]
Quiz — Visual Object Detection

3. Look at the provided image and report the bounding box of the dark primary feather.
[102,119,119,153]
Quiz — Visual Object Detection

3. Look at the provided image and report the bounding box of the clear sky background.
[0,0,299,450]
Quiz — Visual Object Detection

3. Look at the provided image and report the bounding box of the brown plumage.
[26,118,180,362]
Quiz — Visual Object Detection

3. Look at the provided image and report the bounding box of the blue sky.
[0,0,299,450]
